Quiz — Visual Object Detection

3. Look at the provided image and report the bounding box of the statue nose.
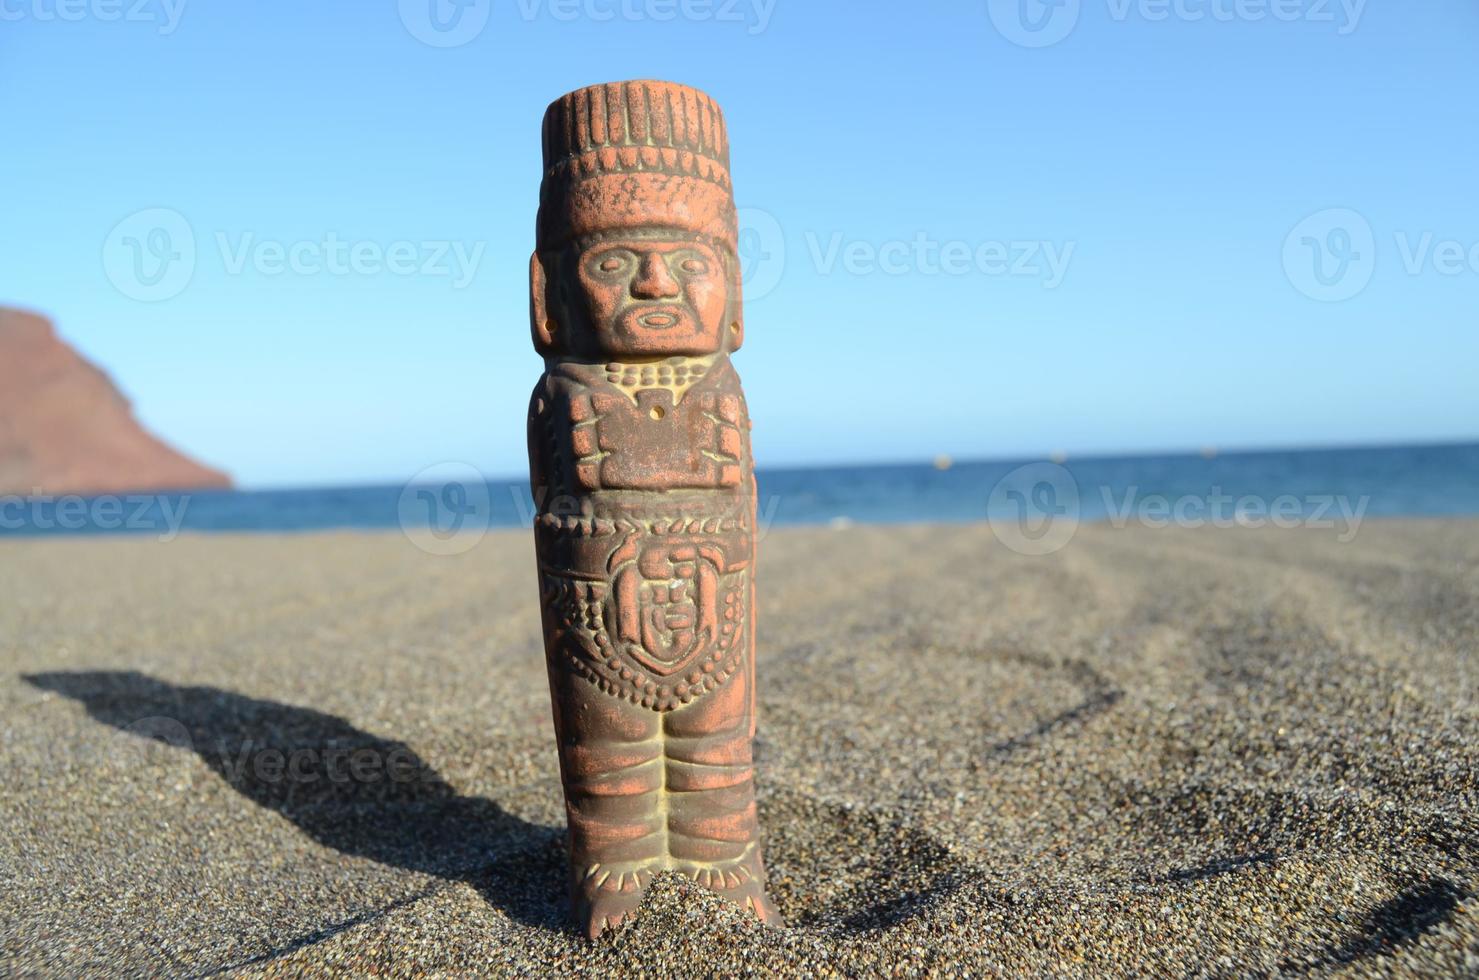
[630,252,680,299]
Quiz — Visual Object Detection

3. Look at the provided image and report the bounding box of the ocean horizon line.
[223,436,1479,495]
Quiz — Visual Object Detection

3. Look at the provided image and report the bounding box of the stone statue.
[525,80,781,938]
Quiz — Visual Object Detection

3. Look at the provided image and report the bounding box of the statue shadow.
[23,670,569,935]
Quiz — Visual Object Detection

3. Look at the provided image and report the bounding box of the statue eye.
[679,258,708,275]
[590,251,631,275]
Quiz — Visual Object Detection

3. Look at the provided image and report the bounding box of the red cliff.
[0,308,231,495]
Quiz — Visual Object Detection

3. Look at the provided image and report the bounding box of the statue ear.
[726,251,745,352]
[530,252,559,354]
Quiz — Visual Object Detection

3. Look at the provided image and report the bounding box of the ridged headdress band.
[537,80,738,252]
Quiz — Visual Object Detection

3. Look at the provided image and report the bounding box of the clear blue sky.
[2,1,1476,488]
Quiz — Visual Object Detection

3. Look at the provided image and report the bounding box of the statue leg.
[548,666,665,937]
[663,646,781,924]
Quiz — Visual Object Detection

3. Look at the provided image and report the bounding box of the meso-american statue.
[525,79,780,938]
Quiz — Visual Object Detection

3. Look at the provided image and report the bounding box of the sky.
[1,0,1476,489]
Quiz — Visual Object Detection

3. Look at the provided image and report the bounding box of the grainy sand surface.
[2,520,1476,977]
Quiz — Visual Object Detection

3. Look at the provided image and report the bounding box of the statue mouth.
[613,306,704,351]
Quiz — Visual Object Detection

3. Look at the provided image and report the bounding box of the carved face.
[568,236,730,358]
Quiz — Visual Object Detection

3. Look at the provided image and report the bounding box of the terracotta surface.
[0,307,231,496]
[526,80,779,937]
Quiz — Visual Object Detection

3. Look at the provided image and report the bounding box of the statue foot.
[573,862,654,939]
[677,850,784,927]
[572,853,781,936]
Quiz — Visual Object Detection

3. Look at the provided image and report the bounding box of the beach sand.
[2,520,1476,976]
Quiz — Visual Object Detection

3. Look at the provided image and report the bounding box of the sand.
[2,520,1476,976]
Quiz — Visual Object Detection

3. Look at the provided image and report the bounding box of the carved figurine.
[525,80,780,938]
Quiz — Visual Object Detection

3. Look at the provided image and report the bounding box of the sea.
[1,442,1476,540]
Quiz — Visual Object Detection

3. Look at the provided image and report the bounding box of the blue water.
[1,442,1475,538]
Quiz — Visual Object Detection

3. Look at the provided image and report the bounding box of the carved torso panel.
[528,354,755,711]
[528,355,752,497]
